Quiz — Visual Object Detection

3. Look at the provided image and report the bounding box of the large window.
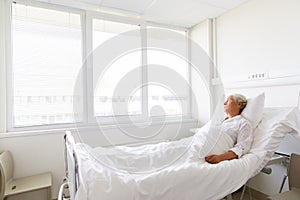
[92,19,142,117]
[147,27,189,117]
[11,3,82,127]
[8,1,190,129]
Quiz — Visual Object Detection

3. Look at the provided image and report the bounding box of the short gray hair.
[231,94,247,113]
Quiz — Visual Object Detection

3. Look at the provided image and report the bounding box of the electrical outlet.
[248,72,268,80]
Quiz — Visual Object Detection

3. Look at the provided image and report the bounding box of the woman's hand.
[205,151,238,164]
[205,154,223,164]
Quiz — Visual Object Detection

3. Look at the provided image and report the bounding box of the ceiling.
[48,0,250,28]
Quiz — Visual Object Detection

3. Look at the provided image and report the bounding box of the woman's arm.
[205,151,238,164]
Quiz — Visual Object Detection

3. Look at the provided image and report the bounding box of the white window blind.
[92,19,142,117]
[8,2,191,129]
[11,3,83,127]
[147,27,189,117]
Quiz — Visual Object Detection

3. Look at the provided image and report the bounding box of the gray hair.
[231,94,247,113]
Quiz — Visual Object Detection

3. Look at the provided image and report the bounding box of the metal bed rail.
[58,132,80,200]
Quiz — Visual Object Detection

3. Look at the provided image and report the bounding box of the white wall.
[217,0,300,83]
[215,0,300,196]
[0,133,65,199]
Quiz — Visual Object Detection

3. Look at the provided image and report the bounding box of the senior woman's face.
[224,96,241,116]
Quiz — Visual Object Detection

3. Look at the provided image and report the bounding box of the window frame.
[86,12,147,125]
[145,24,191,119]
[6,0,86,131]
[5,0,193,133]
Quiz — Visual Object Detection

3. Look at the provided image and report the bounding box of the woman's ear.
[237,102,243,108]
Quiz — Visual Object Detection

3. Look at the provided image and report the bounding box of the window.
[11,3,83,127]
[7,1,191,130]
[147,27,189,117]
[92,19,142,117]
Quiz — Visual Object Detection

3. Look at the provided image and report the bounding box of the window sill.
[0,118,198,139]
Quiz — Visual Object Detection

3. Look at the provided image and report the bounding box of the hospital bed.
[60,107,300,200]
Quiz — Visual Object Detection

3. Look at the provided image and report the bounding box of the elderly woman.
[205,94,253,164]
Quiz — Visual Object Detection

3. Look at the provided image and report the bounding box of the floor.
[231,186,268,200]
[59,185,269,200]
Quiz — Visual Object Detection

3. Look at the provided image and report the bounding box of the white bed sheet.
[68,107,300,200]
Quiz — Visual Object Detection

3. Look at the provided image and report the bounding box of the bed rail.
[61,132,80,200]
[58,181,69,200]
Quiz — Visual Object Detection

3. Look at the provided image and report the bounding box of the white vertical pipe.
[187,29,192,119]
[85,12,99,124]
[140,24,148,119]
[212,18,218,79]
[84,12,93,124]
[297,91,300,108]
[207,18,214,117]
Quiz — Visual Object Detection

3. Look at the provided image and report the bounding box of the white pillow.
[241,92,265,128]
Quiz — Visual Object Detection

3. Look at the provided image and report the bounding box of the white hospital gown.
[222,115,253,158]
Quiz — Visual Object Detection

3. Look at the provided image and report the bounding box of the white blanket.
[73,131,251,200]
[70,107,300,200]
